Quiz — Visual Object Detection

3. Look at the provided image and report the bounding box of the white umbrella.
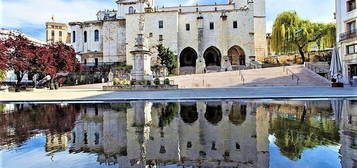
[331,99,343,128]
[330,47,343,82]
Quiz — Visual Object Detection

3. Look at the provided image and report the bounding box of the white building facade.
[336,0,357,84]
[69,0,267,74]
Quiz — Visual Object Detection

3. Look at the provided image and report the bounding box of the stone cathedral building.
[69,0,267,74]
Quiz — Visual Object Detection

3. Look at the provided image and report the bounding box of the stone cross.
[138,14,145,33]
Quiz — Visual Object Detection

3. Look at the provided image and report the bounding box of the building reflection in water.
[338,100,357,168]
[69,101,269,167]
[0,100,356,168]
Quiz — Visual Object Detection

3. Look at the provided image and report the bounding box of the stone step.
[170,65,330,88]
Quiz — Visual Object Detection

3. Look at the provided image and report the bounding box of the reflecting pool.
[0,99,356,168]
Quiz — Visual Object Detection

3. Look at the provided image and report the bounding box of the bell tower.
[116,0,155,19]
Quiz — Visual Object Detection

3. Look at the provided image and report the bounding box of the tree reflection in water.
[157,102,179,128]
[0,104,81,148]
[266,102,340,160]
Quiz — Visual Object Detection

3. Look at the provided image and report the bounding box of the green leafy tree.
[271,11,336,63]
[157,44,178,75]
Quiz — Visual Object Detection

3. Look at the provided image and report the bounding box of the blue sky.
[1,0,335,41]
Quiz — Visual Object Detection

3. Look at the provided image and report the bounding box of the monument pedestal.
[131,50,153,81]
[221,56,232,71]
[196,58,206,74]
[130,33,153,81]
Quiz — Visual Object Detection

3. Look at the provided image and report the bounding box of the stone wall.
[102,20,127,63]
[125,6,256,71]
[126,11,179,66]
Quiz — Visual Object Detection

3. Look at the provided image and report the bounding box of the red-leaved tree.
[48,42,81,89]
[2,33,35,87]
[0,39,8,70]
[30,45,55,81]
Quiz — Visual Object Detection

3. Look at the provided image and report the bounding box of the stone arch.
[179,47,197,67]
[204,103,222,125]
[204,46,221,67]
[228,45,246,66]
[229,104,247,125]
[129,6,134,14]
[180,103,198,124]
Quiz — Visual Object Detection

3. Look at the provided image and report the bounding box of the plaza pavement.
[0,86,356,103]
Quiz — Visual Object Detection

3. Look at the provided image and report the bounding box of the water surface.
[0,100,356,168]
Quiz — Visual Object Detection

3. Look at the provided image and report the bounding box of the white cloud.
[2,0,114,28]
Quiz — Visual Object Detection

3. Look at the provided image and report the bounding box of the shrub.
[113,78,120,85]
[138,81,146,85]
[130,79,137,85]
[146,80,152,86]
[123,80,130,85]
[154,78,160,85]
[164,78,170,85]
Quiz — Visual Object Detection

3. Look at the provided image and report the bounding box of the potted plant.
[164,78,170,85]
[154,78,160,85]
[331,77,344,87]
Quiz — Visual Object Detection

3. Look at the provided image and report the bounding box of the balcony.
[340,29,357,41]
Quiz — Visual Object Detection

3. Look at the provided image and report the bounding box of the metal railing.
[81,62,124,67]
[282,66,300,85]
[304,62,331,80]
[340,28,357,41]
[248,61,263,69]
[238,70,245,85]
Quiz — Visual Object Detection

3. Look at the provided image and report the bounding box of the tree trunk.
[50,76,55,90]
[15,71,23,91]
[300,106,307,123]
[298,48,306,64]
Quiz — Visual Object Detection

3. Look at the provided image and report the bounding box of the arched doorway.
[204,103,222,125]
[204,46,221,67]
[179,47,197,74]
[228,46,245,66]
[180,47,197,67]
[229,104,247,125]
[180,103,198,124]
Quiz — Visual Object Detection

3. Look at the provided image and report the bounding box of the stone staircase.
[170,65,331,88]
[286,65,331,86]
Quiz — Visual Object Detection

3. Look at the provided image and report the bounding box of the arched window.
[94,30,99,42]
[94,133,99,145]
[72,31,76,43]
[129,6,134,14]
[84,31,87,43]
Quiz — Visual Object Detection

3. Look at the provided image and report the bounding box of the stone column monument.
[130,14,153,81]
[196,13,206,74]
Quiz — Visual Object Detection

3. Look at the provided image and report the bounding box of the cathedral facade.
[69,0,267,73]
